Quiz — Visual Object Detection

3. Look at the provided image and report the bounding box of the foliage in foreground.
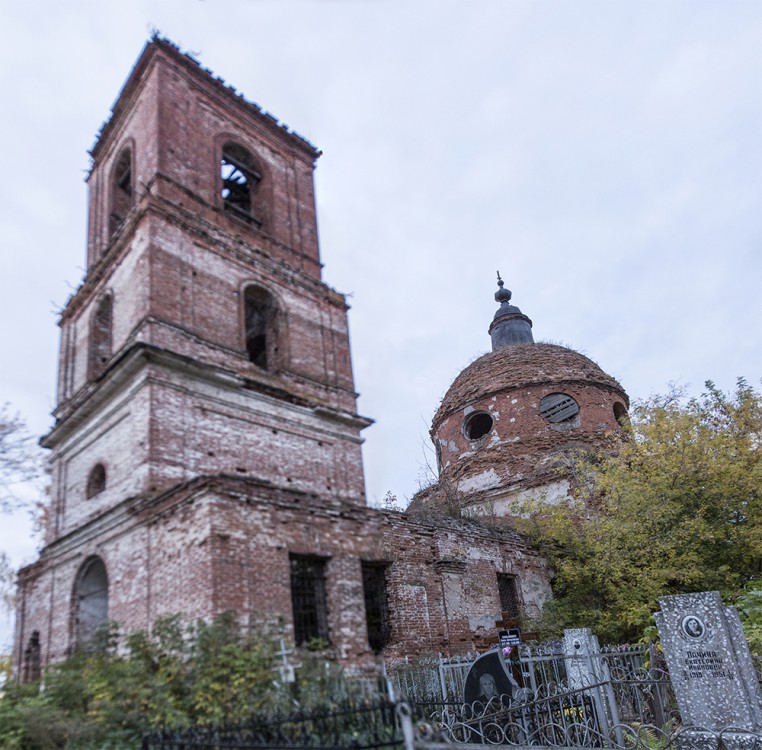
[513,379,762,644]
[0,613,353,750]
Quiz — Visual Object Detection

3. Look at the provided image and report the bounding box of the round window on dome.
[463,411,494,441]
[539,393,580,423]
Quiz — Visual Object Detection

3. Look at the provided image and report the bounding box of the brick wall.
[16,477,551,669]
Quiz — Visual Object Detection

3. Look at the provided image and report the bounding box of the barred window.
[497,573,520,619]
[361,561,390,653]
[290,554,329,646]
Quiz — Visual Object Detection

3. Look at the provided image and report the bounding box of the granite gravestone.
[564,628,609,689]
[655,591,762,732]
[463,649,518,707]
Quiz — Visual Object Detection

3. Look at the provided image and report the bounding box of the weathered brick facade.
[13,38,552,674]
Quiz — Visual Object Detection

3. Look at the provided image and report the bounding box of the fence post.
[396,702,415,750]
[438,653,450,702]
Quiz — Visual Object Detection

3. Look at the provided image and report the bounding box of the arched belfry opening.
[221,142,262,225]
[109,146,133,236]
[72,556,109,645]
[244,285,280,370]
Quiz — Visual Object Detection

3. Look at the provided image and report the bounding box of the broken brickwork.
[15,476,551,667]
[13,38,552,676]
[411,343,629,515]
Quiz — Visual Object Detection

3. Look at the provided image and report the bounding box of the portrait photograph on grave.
[463,649,517,706]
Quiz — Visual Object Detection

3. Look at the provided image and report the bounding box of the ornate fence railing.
[141,640,760,750]
[388,642,682,749]
[141,699,404,750]
[386,653,478,704]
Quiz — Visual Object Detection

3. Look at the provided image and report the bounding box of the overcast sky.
[1,0,760,649]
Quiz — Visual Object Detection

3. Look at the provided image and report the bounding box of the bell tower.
[43,37,371,545]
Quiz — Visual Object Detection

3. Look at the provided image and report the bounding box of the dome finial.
[489,271,534,349]
[495,271,512,304]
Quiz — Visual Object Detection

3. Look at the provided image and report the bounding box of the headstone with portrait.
[655,591,762,732]
[463,649,519,708]
[563,627,610,690]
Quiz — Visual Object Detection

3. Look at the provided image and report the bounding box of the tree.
[0,404,41,611]
[0,613,368,749]
[0,404,39,514]
[513,379,762,643]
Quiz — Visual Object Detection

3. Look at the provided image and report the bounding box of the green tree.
[0,614,281,749]
[514,379,762,643]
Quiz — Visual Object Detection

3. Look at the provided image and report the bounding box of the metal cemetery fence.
[389,641,683,749]
[141,698,404,750]
[386,653,478,704]
[141,639,762,750]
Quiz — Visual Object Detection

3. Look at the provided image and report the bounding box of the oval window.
[539,393,580,423]
[463,411,494,441]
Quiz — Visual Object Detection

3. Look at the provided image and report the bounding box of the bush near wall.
[0,613,348,750]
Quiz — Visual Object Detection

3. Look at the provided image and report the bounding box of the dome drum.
[434,380,627,489]
[426,343,629,512]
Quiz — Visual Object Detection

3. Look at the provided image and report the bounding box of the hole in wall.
[613,402,628,425]
[463,411,494,441]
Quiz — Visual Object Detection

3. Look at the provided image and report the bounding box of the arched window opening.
[221,142,262,225]
[86,463,106,499]
[109,147,134,236]
[22,631,41,683]
[244,286,279,370]
[613,402,629,425]
[73,556,109,646]
[89,295,113,379]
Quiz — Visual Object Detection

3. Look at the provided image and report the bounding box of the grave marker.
[655,591,762,732]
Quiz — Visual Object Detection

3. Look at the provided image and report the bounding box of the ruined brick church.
[14,38,628,675]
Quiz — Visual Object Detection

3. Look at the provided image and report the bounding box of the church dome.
[433,343,627,430]
[411,276,631,516]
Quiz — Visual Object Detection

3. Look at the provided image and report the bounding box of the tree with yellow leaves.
[515,379,762,643]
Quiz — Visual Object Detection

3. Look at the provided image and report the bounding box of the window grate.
[290,555,329,646]
[497,573,520,619]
